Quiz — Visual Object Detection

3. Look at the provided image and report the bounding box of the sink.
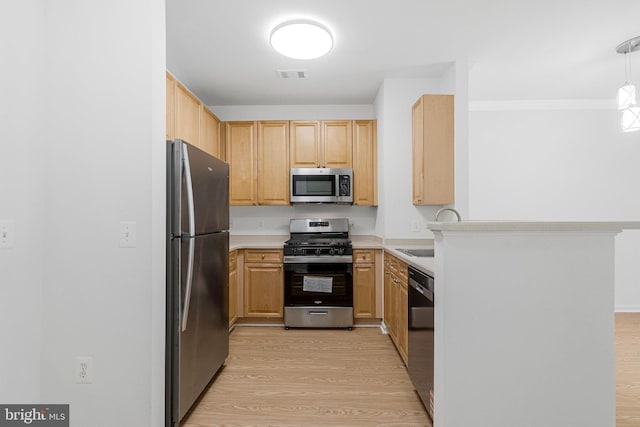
[396,248,434,258]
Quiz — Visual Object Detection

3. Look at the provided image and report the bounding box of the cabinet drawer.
[397,261,408,281]
[244,249,283,263]
[354,249,375,264]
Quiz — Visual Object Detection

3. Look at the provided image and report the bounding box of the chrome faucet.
[434,207,461,222]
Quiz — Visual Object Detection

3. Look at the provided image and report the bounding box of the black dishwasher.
[408,265,434,419]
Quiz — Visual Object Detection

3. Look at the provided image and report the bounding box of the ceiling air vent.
[277,69,307,79]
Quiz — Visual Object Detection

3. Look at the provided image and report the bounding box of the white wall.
[0,1,166,425]
[0,0,45,403]
[468,101,640,310]
[210,104,375,121]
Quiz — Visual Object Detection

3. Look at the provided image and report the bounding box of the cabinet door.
[290,121,320,167]
[354,262,376,318]
[258,121,290,205]
[243,263,284,317]
[353,120,377,206]
[201,107,221,159]
[412,94,455,205]
[175,82,201,147]
[322,120,352,168]
[226,121,257,206]
[384,258,393,331]
[166,72,175,140]
[398,282,408,364]
[229,251,238,326]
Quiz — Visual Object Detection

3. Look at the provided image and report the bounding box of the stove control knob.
[315,248,322,256]
[329,248,336,255]
[337,248,344,255]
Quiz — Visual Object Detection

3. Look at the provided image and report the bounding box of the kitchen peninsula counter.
[426,220,640,427]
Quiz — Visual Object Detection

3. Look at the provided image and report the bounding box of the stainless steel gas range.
[283,218,353,329]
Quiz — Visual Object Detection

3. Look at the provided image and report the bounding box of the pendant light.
[616,37,640,132]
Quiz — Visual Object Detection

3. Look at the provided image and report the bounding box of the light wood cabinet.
[412,94,455,205]
[226,121,257,206]
[200,107,221,159]
[257,121,289,205]
[243,249,284,318]
[166,72,175,140]
[175,81,201,148]
[384,251,408,365]
[229,250,238,326]
[290,121,320,168]
[167,72,223,159]
[353,120,377,206]
[290,120,352,168]
[353,249,377,319]
[322,120,352,168]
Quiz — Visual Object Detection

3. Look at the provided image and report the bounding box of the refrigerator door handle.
[181,237,195,332]
[182,144,196,237]
[181,144,196,332]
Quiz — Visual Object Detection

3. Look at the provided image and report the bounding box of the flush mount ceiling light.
[616,36,640,132]
[270,20,333,60]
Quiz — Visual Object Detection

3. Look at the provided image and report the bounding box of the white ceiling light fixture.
[616,36,640,132]
[270,20,333,60]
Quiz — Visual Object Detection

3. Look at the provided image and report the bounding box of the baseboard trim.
[615,305,640,313]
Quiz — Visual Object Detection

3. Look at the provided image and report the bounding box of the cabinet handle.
[261,254,265,259]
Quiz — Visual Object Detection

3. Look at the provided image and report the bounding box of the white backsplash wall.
[230,206,378,235]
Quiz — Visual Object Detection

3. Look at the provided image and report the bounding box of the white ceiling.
[166,0,640,106]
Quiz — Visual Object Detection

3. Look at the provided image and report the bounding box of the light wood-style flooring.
[616,313,640,427]
[182,326,430,426]
[182,313,640,426]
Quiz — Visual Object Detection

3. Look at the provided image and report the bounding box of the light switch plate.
[0,220,15,248]
[119,221,137,248]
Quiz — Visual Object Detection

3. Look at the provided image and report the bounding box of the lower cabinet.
[384,251,408,365]
[229,250,238,326]
[243,249,284,318]
[353,249,378,318]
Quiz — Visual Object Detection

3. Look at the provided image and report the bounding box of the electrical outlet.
[75,356,93,384]
[411,221,420,232]
[0,220,14,248]
[119,221,137,248]
[258,220,264,228]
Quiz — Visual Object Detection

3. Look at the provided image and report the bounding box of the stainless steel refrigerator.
[166,139,229,426]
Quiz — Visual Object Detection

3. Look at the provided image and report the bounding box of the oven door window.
[292,175,335,197]
[285,263,353,306]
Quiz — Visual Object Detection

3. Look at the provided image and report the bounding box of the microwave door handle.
[181,144,196,332]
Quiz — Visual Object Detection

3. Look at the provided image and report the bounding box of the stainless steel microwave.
[290,168,353,204]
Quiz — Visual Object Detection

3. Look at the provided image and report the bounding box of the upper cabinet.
[290,121,320,168]
[166,71,223,160]
[200,107,221,159]
[322,120,352,168]
[175,81,201,148]
[412,94,455,205]
[257,121,290,206]
[290,120,352,168]
[353,120,377,206]
[226,121,257,206]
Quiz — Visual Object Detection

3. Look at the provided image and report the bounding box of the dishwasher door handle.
[410,279,434,302]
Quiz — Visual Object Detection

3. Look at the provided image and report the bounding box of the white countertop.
[229,234,436,275]
[427,220,640,232]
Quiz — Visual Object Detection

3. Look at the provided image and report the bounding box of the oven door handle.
[284,255,353,264]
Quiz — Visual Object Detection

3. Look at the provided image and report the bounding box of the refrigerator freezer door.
[178,231,229,421]
[181,143,229,236]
